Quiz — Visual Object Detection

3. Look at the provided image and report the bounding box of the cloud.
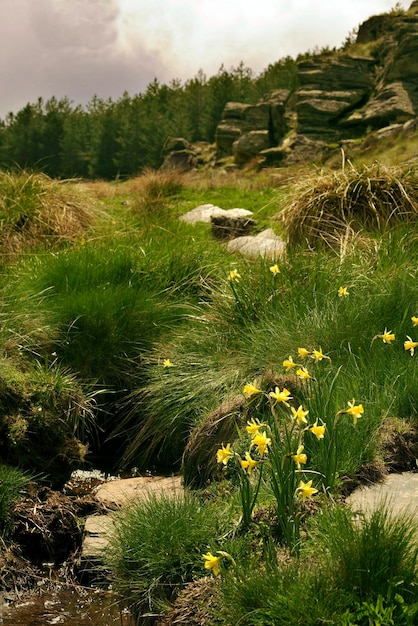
[0,0,412,118]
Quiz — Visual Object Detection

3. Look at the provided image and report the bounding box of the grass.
[280,161,418,245]
[0,170,96,258]
[0,464,30,538]
[0,162,417,621]
[217,503,418,625]
[106,491,233,617]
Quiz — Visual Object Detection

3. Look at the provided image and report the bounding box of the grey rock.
[342,81,415,128]
[160,149,197,172]
[180,205,253,224]
[226,228,286,258]
[233,130,270,164]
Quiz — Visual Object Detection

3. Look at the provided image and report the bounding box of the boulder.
[226,228,286,258]
[233,130,270,164]
[296,89,366,136]
[215,122,242,156]
[297,55,374,92]
[160,149,197,171]
[342,81,416,129]
[179,205,253,225]
[163,137,191,152]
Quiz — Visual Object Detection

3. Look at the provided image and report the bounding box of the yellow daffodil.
[245,418,266,435]
[344,399,364,425]
[296,479,318,502]
[240,451,259,473]
[252,431,271,457]
[291,405,309,426]
[310,420,326,440]
[310,347,330,362]
[202,552,221,576]
[282,356,297,371]
[216,443,233,465]
[338,286,349,298]
[297,347,310,359]
[296,367,312,380]
[269,263,280,276]
[243,381,262,397]
[404,336,418,356]
[292,445,307,470]
[412,316,418,327]
[269,386,293,406]
[228,269,241,282]
[163,358,173,368]
[377,328,395,344]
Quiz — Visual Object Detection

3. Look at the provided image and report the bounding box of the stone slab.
[346,472,418,517]
[93,475,183,509]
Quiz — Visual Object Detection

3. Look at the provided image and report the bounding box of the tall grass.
[0,170,95,257]
[106,491,232,618]
[118,227,418,479]
[280,161,418,245]
[219,504,418,625]
[0,464,30,538]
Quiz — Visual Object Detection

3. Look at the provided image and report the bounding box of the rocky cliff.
[214,1,418,167]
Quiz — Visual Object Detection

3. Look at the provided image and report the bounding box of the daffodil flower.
[377,328,395,344]
[291,405,309,426]
[404,336,418,356]
[269,386,293,406]
[292,445,307,470]
[338,286,349,297]
[296,367,312,380]
[269,263,280,276]
[297,347,310,359]
[163,358,173,368]
[296,479,318,501]
[344,399,364,425]
[216,443,233,465]
[282,356,297,371]
[202,552,221,576]
[310,420,326,440]
[228,269,241,282]
[245,418,266,435]
[412,316,418,327]
[310,348,330,362]
[243,381,262,397]
[252,431,271,457]
[240,451,259,473]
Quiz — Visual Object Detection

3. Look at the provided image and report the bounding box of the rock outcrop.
[214,1,418,167]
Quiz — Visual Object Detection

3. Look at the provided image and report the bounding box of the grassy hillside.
[0,147,417,622]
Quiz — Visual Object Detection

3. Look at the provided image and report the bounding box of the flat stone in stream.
[94,475,183,509]
[346,472,418,517]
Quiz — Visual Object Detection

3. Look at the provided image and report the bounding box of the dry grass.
[279,160,418,246]
[125,168,185,215]
[0,171,96,256]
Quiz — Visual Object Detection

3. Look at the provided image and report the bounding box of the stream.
[1,470,137,626]
[1,587,135,625]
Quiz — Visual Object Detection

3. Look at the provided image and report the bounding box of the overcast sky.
[0,0,411,119]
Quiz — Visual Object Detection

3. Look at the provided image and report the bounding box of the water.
[1,586,135,625]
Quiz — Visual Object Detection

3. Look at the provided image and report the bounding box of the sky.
[0,0,411,119]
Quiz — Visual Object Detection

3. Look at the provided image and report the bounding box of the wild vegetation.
[0,148,416,623]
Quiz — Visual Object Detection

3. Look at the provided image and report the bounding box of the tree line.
[0,59,298,180]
